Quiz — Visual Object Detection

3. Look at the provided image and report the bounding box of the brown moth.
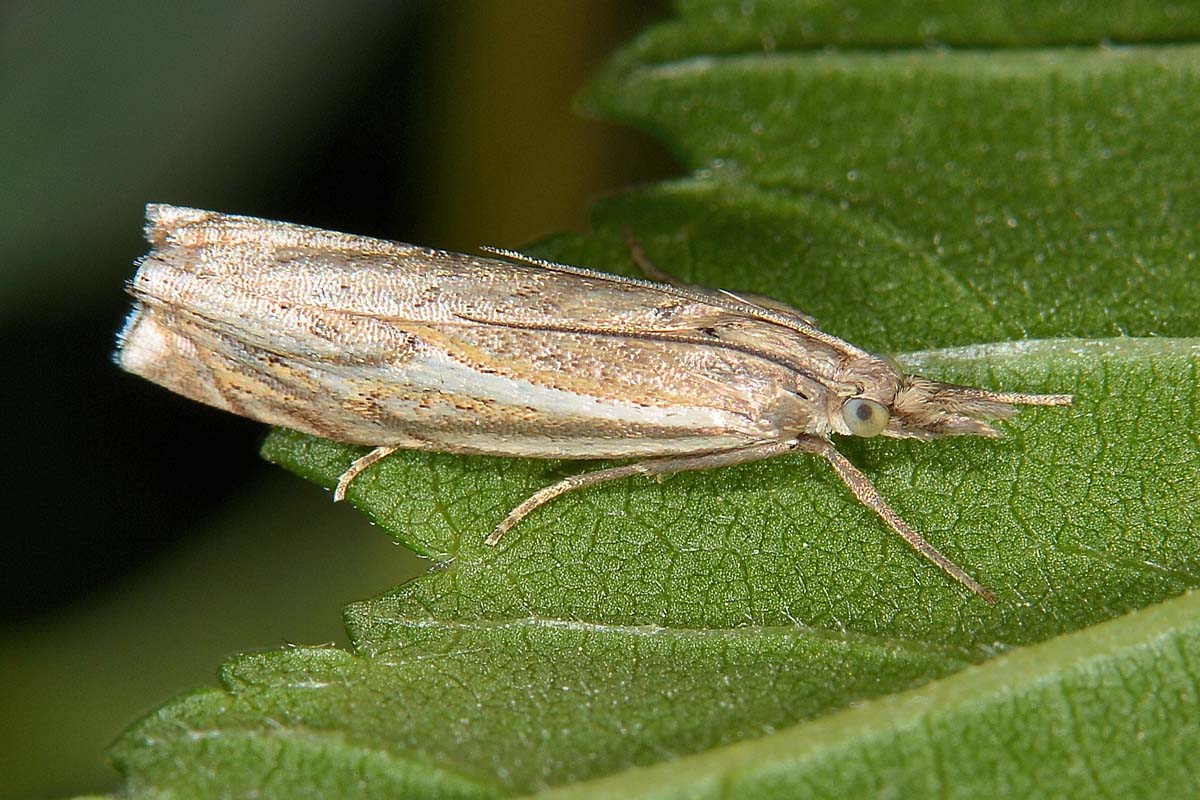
[116,204,1072,602]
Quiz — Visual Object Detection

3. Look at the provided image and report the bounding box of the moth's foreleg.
[796,436,996,603]
[334,444,402,502]
[486,440,800,547]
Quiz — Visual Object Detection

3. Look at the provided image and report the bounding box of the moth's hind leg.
[334,445,401,501]
[623,229,819,325]
[485,440,799,546]
[623,228,690,286]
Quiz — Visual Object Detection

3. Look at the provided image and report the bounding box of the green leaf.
[109,2,1200,798]
[536,587,1200,800]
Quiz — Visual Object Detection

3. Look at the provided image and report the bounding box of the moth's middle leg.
[485,440,800,546]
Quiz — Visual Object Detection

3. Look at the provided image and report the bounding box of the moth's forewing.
[119,206,825,455]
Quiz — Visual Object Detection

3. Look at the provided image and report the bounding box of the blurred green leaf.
[0,2,405,318]
[107,2,1200,797]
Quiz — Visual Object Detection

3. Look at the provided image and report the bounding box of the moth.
[116,204,1072,602]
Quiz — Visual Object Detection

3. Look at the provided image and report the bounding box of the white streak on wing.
[332,348,772,458]
[423,349,736,425]
[427,432,739,459]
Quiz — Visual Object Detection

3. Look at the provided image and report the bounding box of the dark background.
[0,2,672,796]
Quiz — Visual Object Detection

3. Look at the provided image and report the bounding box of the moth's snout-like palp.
[887,376,1073,440]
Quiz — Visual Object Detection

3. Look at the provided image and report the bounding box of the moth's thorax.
[835,355,903,398]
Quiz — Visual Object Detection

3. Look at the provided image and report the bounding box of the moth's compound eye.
[842,398,889,438]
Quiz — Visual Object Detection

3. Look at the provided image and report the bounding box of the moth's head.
[831,359,1072,441]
